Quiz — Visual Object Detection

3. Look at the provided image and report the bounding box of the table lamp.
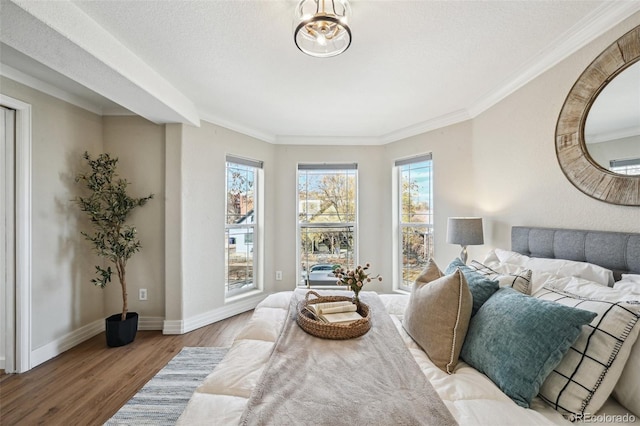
[446,217,484,264]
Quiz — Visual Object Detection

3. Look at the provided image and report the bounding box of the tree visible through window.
[298,164,357,287]
[225,155,262,297]
[397,155,433,291]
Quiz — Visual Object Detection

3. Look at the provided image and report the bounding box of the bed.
[177,226,640,425]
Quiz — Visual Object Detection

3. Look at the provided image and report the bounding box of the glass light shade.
[294,0,352,58]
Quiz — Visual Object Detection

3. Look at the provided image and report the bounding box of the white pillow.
[545,275,638,302]
[613,338,640,417]
[611,274,640,417]
[614,274,640,295]
[534,282,640,418]
[493,248,614,288]
[468,260,532,295]
[482,249,501,266]
[621,274,640,283]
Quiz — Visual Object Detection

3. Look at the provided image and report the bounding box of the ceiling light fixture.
[294,0,352,58]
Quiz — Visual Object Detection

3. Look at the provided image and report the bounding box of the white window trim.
[296,164,358,289]
[393,154,433,293]
[224,156,263,299]
[610,157,640,175]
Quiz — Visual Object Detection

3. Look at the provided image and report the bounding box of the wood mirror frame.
[556,25,640,206]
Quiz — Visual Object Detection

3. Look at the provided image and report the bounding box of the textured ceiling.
[1,0,639,144]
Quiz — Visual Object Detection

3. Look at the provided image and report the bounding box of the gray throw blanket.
[239,290,458,426]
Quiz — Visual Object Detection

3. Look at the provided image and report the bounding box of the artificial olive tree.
[74,152,153,321]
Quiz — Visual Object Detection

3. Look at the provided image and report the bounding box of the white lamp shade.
[446,217,484,246]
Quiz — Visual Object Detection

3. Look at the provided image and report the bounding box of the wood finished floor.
[0,310,252,426]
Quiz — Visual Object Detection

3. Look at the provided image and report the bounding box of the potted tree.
[74,151,153,347]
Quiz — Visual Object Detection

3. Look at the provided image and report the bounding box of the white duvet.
[177,291,637,426]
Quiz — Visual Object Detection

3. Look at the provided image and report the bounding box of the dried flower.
[334,263,382,302]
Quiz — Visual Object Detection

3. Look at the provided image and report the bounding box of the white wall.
[164,124,183,324]
[384,121,477,269]
[3,11,640,364]
[103,116,165,326]
[271,144,389,293]
[178,121,276,320]
[269,128,476,293]
[0,77,104,355]
[472,12,640,252]
[0,79,166,368]
[175,123,474,304]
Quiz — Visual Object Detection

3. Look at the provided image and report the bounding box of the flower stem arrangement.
[334,263,382,303]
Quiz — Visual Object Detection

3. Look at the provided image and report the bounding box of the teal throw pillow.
[446,258,499,316]
[460,287,597,408]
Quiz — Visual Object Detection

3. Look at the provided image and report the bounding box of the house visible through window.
[225,155,262,297]
[396,154,433,291]
[298,164,357,288]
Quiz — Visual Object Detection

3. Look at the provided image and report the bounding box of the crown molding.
[3,1,638,145]
[468,1,640,118]
[585,125,640,144]
[274,135,381,145]
[379,109,472,144]
[275,109,473,146]
[246,2,640,145]
[199,113,275,143]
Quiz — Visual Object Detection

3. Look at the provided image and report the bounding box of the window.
[298,164,357,287]
[225,155,262,297]
[610,158,640,175]
[396,154,433,291]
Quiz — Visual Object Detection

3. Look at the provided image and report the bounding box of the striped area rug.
[105,346,228,425]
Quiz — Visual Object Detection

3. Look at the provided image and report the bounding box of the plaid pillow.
[534,286,640,419]
[469,260,532,295]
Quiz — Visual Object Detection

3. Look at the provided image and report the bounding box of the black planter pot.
[105,312,139,347]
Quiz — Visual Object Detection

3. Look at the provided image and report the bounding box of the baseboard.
[31,319,104,369]
[162,320,184,335]
[0,356,5,371]
[138,316,164,330]
[21,302,255,370]
[30,314,165,370]
[163,293,267,335]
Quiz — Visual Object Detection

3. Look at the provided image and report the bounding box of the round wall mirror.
[584,60,640,175]
[556,25,640,206]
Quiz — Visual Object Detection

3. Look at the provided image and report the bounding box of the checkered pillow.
[469,260,532,295]
[534,286,640,419]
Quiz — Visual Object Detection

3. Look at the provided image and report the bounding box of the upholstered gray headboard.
[511,226,640,281]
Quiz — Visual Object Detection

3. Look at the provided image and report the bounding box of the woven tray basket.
[296,290,371,339]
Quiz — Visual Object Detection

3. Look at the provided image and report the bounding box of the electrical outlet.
[275,271,282,281]
[139,288,148,301]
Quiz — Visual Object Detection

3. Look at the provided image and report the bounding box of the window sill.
[224,288,263,304]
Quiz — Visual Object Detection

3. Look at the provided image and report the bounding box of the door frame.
[0,94,32,373]
[1,105,15,372]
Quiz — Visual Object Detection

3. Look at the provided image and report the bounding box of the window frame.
[395,154,434,292]
[225,155,263,298]
[610,157,640,175]
[296,163,358,288]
